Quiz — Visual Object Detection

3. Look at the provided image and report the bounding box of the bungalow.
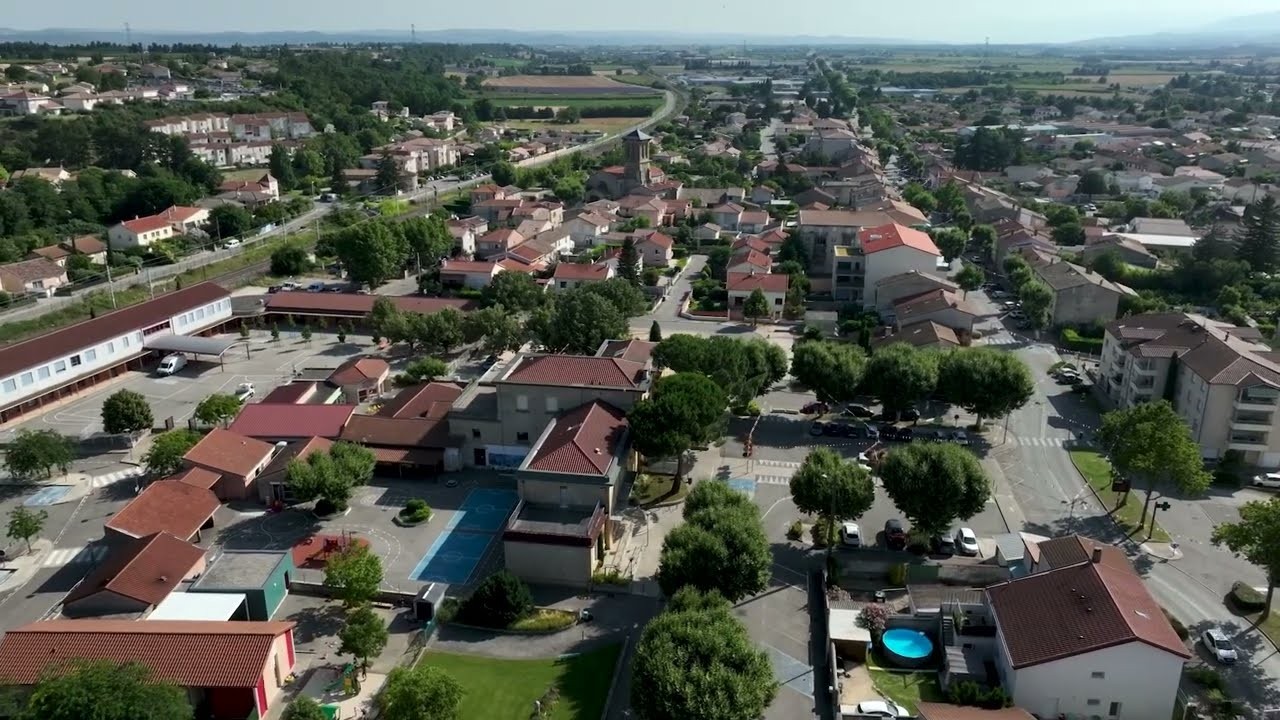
[475,229,524,259]
[0,258,68,297]
[709,202,745,231]
[183,428,278,502]
[107,206,209,249]
[327,357,390,402]
[552,262,614,291]
[440,260,501,289]
[893,289,979,337]
[565,212,613,248]
[727,271,789,319]
[634,230,674,268]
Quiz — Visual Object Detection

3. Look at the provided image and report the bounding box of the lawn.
[504,117,640,134]
[866,653,945,713]
[1069,450,1171,543]
[478,94,663,110]
[419,644,622,720]
[629,473,689,506]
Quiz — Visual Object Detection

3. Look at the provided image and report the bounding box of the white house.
[565,212,613,248]
[634,230,675,268]
[859,223,942,309]
[987,536,1191,720]
[551,262,614,291]
[107,206,209,249]
[727,271,789,319]
[439,260,501,289]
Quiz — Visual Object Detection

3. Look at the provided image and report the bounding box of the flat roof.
[193,550,288,590]
[143,334,241,357]
[828,608,871,643]
[1114,232,1197,249]
[147,592,246,621]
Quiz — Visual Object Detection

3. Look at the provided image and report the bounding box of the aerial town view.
[2,1,1280,719]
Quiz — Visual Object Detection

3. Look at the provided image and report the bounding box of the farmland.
[477,94,664,110]
[482,74,658,95]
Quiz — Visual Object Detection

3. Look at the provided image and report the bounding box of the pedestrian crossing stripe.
[755,475,791,486]
[982,335,1019,347]
[42,545,108,568]
[754,459,802,469]
[90,467,145,488]
[1010,436,1068,447]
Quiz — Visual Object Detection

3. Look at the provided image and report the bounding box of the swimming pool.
[881,628,934,668]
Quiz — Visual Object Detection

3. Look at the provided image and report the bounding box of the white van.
[156,354,187,376]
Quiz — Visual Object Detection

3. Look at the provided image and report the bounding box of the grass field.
[419,644,622,720]
[1069,449,1171,543]
[484,74,650,93]
[504,117,639,133]
[478,94,663,109]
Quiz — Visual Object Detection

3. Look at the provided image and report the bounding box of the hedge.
[1061,328,1105,353]
[1229,581,1268,612]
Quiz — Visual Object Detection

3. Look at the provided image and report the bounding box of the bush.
[1229,580,1267,612]
[1061,328,1105,352]
[458,570,534,628]
[786,520,803,541]
[591,568,629,586]
[509,608,577,632]
[1186,665,1226,692]
[948,681,1012,710]
[1161,607,1189,641]
[857,604,889,637]
[811,516,837,548]
[400,498,432,523]
[887,563,908,587]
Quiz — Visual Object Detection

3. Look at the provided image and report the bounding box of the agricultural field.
[504,117,640,133]
[477,94,664,110]
[482,74,657,95]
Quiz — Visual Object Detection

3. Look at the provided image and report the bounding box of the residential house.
[633,230,674,268]
[893,289,979,337]
[694,223,723,242]
[475,229,524,260]
[440,260,501,289]
[328,357,390,403]
[424,110,457,132]
[26,245,71,267]
[872,321,961,350]
[9,166,72,186]
[795,209,898,274]
[750,186,776,204]
[1027,257,1126,327]
[565,212,613,248]
[371,100,409,120]
[182,428,277,502]
[1004,165,1056,184]
[552,262,614,290]
[1129,217,1196,237]
[0,258,68,298]
[60,532,206,618]
[617,195,667,227]
[447,216,487,256]
[871,271,960,313]
[1107,170,1157,195]
[709,202,745,231]
[727,271,789,320]
[1081,235,1159,270]
[1199,153,1247,174]
[728,247,773,275]
[857,223,943,309]
[62,235,108,264]
[107,206,209,249]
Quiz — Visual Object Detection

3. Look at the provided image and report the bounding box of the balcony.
[1232,413,1274,433]
[1229,433,1270,452]
[1235,397,1280,413]
[1133,361,1158,376]
[1130,377,1156,393]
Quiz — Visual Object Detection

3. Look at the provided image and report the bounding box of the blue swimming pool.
[881,628,934,668]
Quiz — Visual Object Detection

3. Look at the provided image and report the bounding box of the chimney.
[1091,546,1103,564]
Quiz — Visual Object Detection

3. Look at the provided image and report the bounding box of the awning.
[143,334,241,357]
[368,447,444,466]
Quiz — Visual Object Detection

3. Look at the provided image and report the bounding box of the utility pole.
[145,267,154,299]
[411,24,416,44]
[105,263,117,309]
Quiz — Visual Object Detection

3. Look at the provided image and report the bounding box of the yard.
[419,644,622,720]
[1069,450,1171,543]
[866,653,945,713]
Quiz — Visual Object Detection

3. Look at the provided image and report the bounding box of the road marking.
[90,467,146,488]
[42,545,107,568]
[755,475,792,486]
[1009,436,1068,448]
[754,459,802,469]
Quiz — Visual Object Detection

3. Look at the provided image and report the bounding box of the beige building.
[1027,256,1128,328]
[1100,313,1280,466]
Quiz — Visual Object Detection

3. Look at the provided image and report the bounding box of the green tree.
[532,289,626,354]
[1212,496,1280,621]
[461,305,526,354]
[300,324,313,345]
[323,542,384,607]
[490,161,517,187]
[955,264,985,299]
[649,321,662,342]
[269,143,297,190]
[459,570,534,627]
[378,664,463,720]
[143,429,201,476]
[281,697,328,720]
[194,393,243,427]
[1018,280,1054,329]
[789,447,875,549]
[658,481,771,601]
[7,506,47,552]
[398,216,454,269]
[630,588,777,720]
[335,221,409,289]
[742,288,769,325]
[481,270,544,311]
[397,357,448,386]
[1087,249,1127,281]
[1099,400,1211,535]
[582,277,648,317]
[1078,170,1109,196]
[412,308,465,355]
[287,441,376,512]
[205,204,254,242]
[5,429,73,480]
[862,342,938,417]
[101,389,153,436]
[1237,195,1280,273]
[618,237,641,285]
[970,224,997,258]
[789,340,866,404]
[629,373,727,485]
[369,296,407,344]
[270,244,311,277]
[1051,222,1085,246]
[879,443,991,539]
[931,227,968,262]
[21,661,193,720]
[339,604,389,670]
[375,151,400,194]
[937,348,1034,428]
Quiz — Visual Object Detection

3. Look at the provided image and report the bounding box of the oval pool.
[881,628,934,668]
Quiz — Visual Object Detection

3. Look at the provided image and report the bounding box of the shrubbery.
[399,498,432,523]
[457,570,534,628]
[948,681,1012,709]
[1229,580,1267,612]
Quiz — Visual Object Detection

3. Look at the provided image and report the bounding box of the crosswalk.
[1009,436,1069,448]
[42,545,108,568]
[756,475,792,486]
[753,459,802,470]
[90,467,146,489]
[982,334,1020,347]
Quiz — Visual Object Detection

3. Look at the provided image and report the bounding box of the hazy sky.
[6,0,1279,43]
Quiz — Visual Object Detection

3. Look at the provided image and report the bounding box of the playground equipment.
[324,663,358,695]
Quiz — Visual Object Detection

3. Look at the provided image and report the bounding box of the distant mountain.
[1071,11,1280,49]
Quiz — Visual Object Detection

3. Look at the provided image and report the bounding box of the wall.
[1051,284,1121,328]
[254,632,295,716]
[863,247,938,310]
[871,273,951,312]
[261,554,293,620]
[503,540,592,586]
[493,384,641,447]
[519,475,613,513]
[1007,642,1184,720]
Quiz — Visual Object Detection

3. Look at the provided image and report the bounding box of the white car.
[235,383,255,402]
[1201,628,1238,664]
[306,281,325,293]
[955,527,980,556]
[1253,472,1280,489]
[853,700,911,718]
[840,522,862,548]
[224,238,241,248]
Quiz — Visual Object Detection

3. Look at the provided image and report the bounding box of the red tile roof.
[171,466,222,490]
[504,354,648,389]
[183,428,276,478]
[229,404,356,440]
[597,339,655,365]
[637,231,673,249]
[440,260,499,275]
[727,271,789,293]
[62,532,205,608]
[377,382,465,420]
[552,263,612,281]
[338,414,446,449]
[119,215,173,234]
[987,546,1191,669]
[259,382,317,404]
[264,292,475,317]
[0,620,295,688]
[526,401,629,476]
[328,357,390,387]
[105,481,220,540]
[860,223,941,256]
[916,704,1035,720]
[730,248,772,271]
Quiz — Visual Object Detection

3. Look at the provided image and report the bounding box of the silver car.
[1201,628,1238,664]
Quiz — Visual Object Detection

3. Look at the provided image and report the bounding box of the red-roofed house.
[0,619,298,719]
[61,532,207,617]
[475,228,524,259]
[552,261,614,290]
[727,271,790,320]
[183,428,278,501]
[859,223,943,310]
[105,480,221,548]
[107,205,210,249]
[634,231,674,268]
[440,260,501,289]
[228,404,356,442]
[327,357,389,402]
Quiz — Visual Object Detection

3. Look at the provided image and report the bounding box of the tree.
[1051,222,1085,246]
[970,224,997,258]
[937,348,1034,428]
[459,570,534,627]
[630,588,777,720]
[194,393,243,427]
[657,482,771,601]
[375,151,400,194]
[7,506,47,553]
[743,288,769,325]
[281,697,328,720]
[300,324,313,345]
[490,161,517,187]
[618,237,641,285]
[1018,280,1054,329]
[1212,496,1280,621]
[268,143,297,190]
[789,340,866,404]
[649,321,662,342]
[287,441,376,512]
[5,429,73,480]
[101,389,153,436]
[1079,170,1109,196]
[324,542,383,607]
[461,305,525,354]
[397,357,448,386]
[335,221,409,289]
[378,664,463,720]
[880,443,990,539]
[1237,196,1280,273]
[532,290,626,354]
[1099,400,1210,534]
[205,205,254,242]
[270,244,311,277]
[629,374,726,485]
[789,447,875,545]
[398,216,454,269]
[22,660,193,720]
[582,277,647,317]
[369,296,407,344]
[956,264,985,298]
[931,227,968,262]
[862,343,938,417]
[143,429,201,476]
[1087,250,1126,281]
[481,270,544,311]
[339,604,389,670]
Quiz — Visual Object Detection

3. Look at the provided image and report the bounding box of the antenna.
[124,22,132,50]
[411,23,416,44]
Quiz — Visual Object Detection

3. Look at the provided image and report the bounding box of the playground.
[294,663,383,719]
[409,487,519,585]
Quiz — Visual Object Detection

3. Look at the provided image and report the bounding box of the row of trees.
[1000,254,1054,330]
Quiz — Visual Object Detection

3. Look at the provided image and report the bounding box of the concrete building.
[727,271,789,320]
[182,428,278,502]
[858,224,942,309]
[1027,257,1127,327]
[795,209,898,274]
[0,258,68,298]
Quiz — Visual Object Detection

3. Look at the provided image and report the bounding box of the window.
[37,367,50,380]
[122,336,130,347]
[774,298,783,305]
[107,341,115,354]
[20,373,33,386]
[517,432,529,443]
[54,360,67,374]
[197,307,205,319]
[1090,671,1105,679]
[1086,699,1101,706]
[69,355,81,367]
[84,349,97,362]
[516,395,529,412]
[471,429,481,439]
[546,396,559,413]
[1109,702,1121,716]
[1,379,14,393]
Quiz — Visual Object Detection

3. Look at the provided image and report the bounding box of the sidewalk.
[0,538,53,594]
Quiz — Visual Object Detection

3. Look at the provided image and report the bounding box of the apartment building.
[1099,313,1280,466]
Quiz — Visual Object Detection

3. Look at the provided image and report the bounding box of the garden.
[439,571,578,633]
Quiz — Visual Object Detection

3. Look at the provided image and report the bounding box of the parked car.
[951,430,970,445]
[955,527,980,556]
[235,383,255,402]
[1058,374,1084,386]
[901,408,921,422]
[809,422,826,437]
[1071,383,1093,395]
[933,534,956,555]
[1201,628,1238,664]
[840,522,862,549]
[884,518,907,550]
[854,700,911,718]
[224,238,241,248]
[280,280,300,291]
[1253,472,1280,489]
[802,401,829,415]
[845,404,874,418]
[823,422,845,437]
[1008,309,1026,320]
[863,424,879,440]
[155,354,187,376]
[306,281,325,293]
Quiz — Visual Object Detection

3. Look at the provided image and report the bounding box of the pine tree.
[1236,196,1280,273]
[618,238,640,286]
[649,321,662,342]
[375,151,400,196]
[1192,224,1235,263]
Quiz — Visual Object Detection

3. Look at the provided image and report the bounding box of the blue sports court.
[24,485,72,507]
[410,488,519,585]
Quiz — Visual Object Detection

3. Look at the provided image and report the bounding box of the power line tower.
[411,23,416,44]
[124,22,132,50]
